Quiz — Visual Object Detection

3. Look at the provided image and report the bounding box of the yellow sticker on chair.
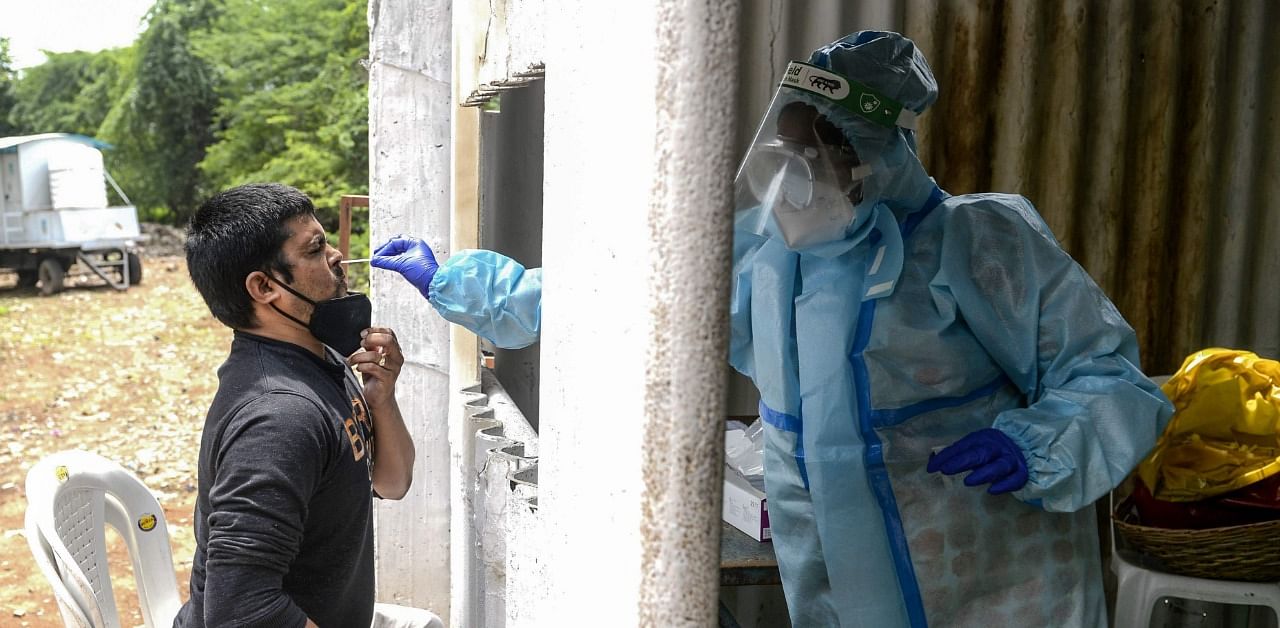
[137,514,157,532]
[55,466,69,482]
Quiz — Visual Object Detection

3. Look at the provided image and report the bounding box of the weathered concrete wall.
[639,1,739,624]
[530,1,739,624]
[531,1,655,621]
[374,1,740,624]
[367,0,453,618]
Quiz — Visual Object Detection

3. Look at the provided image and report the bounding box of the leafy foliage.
[193,0,370,228]
[7,49,131,136]
[3,0,369,231]
[100,0,221,223]
[0,38,18,136]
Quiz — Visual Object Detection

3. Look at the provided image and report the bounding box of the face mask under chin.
[265,272,372,356]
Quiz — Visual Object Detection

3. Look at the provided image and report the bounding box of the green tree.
[100,0,221,224]
[194,0,369,227]
[2,0,368,230]
[0,38,19,136]
[8,49,129,136]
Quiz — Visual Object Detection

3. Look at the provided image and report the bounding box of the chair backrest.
[25,450,182,628]
[25,507,95,627]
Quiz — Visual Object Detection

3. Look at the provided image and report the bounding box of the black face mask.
[265,271,371,357]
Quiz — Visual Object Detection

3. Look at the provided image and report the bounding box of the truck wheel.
[37,258,65,296]
[126,252,143,286]
[16,269,37,288]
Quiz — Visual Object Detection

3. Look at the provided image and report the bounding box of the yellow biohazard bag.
[1138,348,1280,502]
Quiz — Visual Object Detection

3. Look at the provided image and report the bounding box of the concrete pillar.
[533,1,739,624]
[367,0,453,618]
[639,2,740,625]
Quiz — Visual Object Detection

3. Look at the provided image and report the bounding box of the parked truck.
[0,133,145,295]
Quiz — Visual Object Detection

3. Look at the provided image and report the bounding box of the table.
[720,522,780,586]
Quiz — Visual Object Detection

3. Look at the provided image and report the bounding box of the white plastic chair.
[1110,492,1280,628]
[24,450,182,628]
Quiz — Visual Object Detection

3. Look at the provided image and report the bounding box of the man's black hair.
[185,183,315,329]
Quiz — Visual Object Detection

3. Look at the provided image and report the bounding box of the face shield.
[734,61,917,249]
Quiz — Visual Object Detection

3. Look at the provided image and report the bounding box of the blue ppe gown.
[426,249,542,350]
[729,188,1173,627]
[421,171,1171,628]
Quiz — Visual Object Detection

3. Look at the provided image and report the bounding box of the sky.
[0,0,155,69]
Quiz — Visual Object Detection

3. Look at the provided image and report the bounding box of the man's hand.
[348,327,402,406]
[348,326,414,499]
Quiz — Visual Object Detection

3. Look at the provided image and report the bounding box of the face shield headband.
[782,61,917,131]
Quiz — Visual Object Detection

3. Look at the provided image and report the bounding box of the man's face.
[278,213,346,305]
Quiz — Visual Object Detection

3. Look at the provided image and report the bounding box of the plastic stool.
[1111,541,1280,627]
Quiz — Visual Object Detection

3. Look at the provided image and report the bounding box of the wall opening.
[478,79,545,431]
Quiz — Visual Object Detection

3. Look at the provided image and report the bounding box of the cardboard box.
[723,464,770,542]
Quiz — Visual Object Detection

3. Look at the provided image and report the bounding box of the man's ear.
[245,270,280,305]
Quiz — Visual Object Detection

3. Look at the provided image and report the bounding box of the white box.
[723,464,770,542]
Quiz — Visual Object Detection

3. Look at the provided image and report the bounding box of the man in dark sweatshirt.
[176,183,437,627]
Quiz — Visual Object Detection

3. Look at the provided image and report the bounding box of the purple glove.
[926,428,1028,495]
[371,236,439,299]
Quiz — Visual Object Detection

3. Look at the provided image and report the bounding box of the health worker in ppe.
[728,31,1172,627]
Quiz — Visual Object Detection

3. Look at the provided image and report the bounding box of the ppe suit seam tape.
[899,186,945,238]
[870,374,1012,428]
[851,299,929,627]
[866,280,895,297]
[758,402,802,434]
[869,246,887,274]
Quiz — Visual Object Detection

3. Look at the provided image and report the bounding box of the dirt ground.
[0,254,226,626]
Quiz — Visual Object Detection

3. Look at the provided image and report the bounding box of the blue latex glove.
[371,236,439,299]
[926,428,1029,495]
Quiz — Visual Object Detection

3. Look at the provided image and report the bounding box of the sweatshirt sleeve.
[427,249,542,349]
[202,393,331,627]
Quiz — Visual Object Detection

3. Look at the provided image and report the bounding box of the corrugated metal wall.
[737,0,1280,375]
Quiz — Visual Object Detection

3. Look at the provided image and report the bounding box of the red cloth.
[1130,474,1280,530]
